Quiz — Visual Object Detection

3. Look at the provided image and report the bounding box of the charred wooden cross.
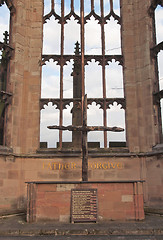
[48,95,124,181]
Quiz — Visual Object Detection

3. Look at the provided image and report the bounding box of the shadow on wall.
[0,196,27,216]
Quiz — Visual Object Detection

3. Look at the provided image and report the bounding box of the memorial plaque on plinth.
[71,189,97,223]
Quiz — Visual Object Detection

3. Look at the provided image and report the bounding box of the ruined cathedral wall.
[5,0,160,154]
[121,0,159,153]
[6,0,43,154]
[0,154,163,214]
[145,156,163,208]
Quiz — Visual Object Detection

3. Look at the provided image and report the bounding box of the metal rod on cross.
[47,94,124,182]
[82,94,88,181]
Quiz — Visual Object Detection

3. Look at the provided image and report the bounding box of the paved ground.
[0,236,163,240]
[0,213,163,237]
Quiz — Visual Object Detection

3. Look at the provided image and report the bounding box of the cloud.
[43,19,61,54]
[0,5,9,42]
[85,60,103,98]
[105,18,121,54]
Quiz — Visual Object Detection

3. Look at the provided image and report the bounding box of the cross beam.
[48,125,124,132]
[47,95,124,181]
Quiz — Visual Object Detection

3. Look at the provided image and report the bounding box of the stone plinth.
[26,181,144,223]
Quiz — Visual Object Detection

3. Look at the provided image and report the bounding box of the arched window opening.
[155,7,163,91]
[104,0,110,16]
[40,103,59,148]
[104,0,121,55]
[62,103,73,144]
[0,3,11,146]
[87,103,103,148]
[55,1,61,16]
[85,60,103,98]
[153,5,163,143]
[85,17,101,55]
[63,60,73,98]
[64,17,80,55]
[43,18,61,54]
[155,5,163,45]
[106,61,124,98]
[105,17,121,55]
[74,0,80,14]
[0,4,10,42]
[158,52,163,91]
[44,0,51,16]
[65,0,71,15]
[84,1,91,16]
[94,0,100,16]
[107,103,126,148]
[112,0,120,15]
[41,61,60,98]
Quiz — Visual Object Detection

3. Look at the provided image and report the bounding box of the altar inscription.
[71,189,97,223]
[43,162,124,170]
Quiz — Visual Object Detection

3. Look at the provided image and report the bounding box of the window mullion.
[100,0,107,148]
[59,0,65,148]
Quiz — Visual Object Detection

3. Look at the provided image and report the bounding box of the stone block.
[56,184,74,192]
[0,180,3,187]
[37,172,59,180]
[59,215,70,223]
[8,170,19,179]
[37,206,60,221]
[122,195,133,202]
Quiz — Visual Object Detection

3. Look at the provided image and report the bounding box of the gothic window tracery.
[40,0,126,150]
[150,2,163,142]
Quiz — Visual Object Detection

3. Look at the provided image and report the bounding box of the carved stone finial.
[71,42,81,76]
[74,41,80,56]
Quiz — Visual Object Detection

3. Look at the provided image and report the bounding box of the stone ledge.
[1,148,163,159]
[144,207,163,215]
[0,146,13,154]
[153,143,163,151]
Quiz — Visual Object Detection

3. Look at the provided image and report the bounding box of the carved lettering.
[102,163,108,169]
[59,163,63,170]
[110,163,116,169]
[43,162,124,170]
[97,163,102,169]
[117,163,124,169]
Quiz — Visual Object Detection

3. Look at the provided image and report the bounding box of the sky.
[0,1,163,148]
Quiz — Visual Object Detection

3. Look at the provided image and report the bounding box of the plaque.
[71,189,97,223]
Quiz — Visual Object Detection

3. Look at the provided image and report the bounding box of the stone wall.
[27,182,144,222]
[5,0,43,154]
[0,153,163,214]
[121,0,160,152]
[145,156,163,208]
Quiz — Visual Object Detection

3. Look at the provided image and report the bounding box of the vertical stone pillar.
[27,183,36,223]
[6,0,43,154]
[121,0,159,152]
